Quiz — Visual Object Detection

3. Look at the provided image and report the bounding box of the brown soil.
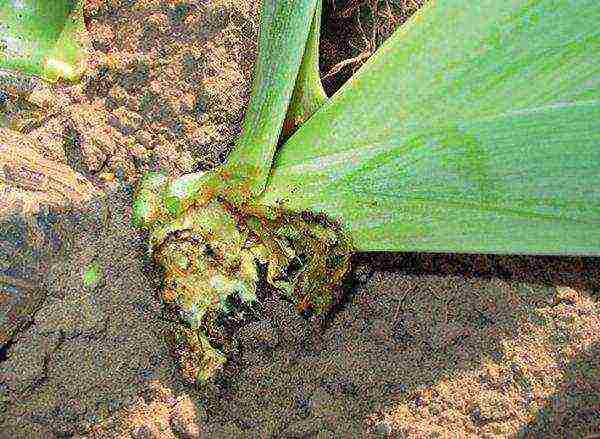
[1,1,599,438]
[320,0,425,95]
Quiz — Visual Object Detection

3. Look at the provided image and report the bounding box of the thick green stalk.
[211,0,318,204]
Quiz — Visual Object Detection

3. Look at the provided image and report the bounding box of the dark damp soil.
[319,0,425,95]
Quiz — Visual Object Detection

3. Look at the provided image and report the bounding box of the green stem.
[212,0,319,204]
[282,0,327,138]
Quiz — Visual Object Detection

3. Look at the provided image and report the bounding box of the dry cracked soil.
[0,1,599,438]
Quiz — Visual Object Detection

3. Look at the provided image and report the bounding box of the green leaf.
[259,0,600,255]
[0,0,89,82]
[83,262,102,289]
[213,0,318,204]
[133,170,216,230]
[282,0,327,138]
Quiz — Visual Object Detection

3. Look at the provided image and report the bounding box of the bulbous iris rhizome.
[149,197,354,386]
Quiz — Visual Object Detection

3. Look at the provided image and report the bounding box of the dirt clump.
[82,0,260,178]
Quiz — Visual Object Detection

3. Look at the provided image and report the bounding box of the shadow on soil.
[354,253,600,297]
[517,340,600,438]
[347,252,599,436]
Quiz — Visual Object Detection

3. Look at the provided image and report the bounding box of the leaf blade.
[282,0,327,138]
[259,0,600,255]
[0,0,89,82]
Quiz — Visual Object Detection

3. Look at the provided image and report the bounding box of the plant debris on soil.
[320,0,425,95]
[1,1,599,438]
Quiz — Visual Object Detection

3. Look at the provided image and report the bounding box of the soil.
[320,0,425,95]
[1,1,599,438]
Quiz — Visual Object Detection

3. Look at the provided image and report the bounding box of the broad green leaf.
[0,0,89,82]
[282,0,327,138]
[212,0,318,204]
[259,0,600,255]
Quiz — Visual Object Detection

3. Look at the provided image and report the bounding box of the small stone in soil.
[375,420,392,436]
[414,395,426,408]
[490,350,505,362]
[470,407,483,423]
[321,376,358,397]
[112,167,125,182]
[131,424,156,439]
[137,367,158,382]
[296,396,311,417]
[107,398,122,413]
[523,392,535,406]
[510,362,523,376]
